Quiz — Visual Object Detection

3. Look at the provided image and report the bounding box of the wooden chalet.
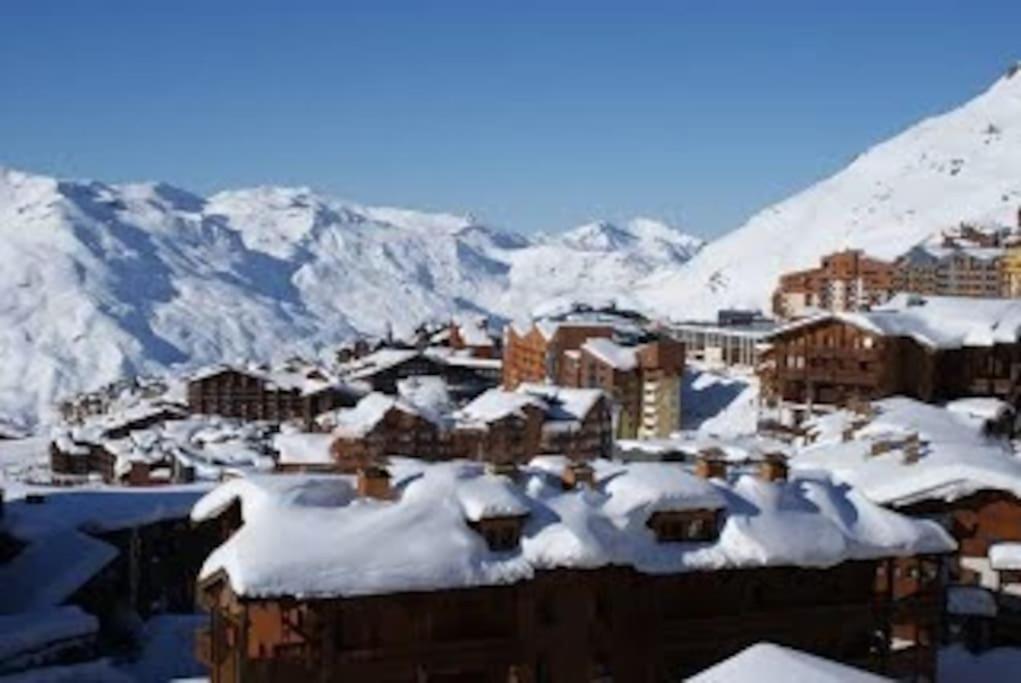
[187,366,361,428]
[192,459,952,683]
[763,295,1021,409]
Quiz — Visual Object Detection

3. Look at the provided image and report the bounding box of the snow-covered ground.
[682,366,760,437]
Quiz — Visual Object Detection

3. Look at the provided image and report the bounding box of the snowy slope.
[638,63,1021,319]
[0,168,701,428]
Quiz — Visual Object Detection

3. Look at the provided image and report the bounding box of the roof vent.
[902,433,922,464]
[906,294,927,307]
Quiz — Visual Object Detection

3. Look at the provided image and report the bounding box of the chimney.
[869,440,893,457]
[902,433,922,464]
[357,465,392,500]
[562,461,595,490]
[695,448,727,480]
[760,453,789,483]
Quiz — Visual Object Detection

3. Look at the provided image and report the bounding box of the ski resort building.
[284,384,613,471]
[560,337,685,439]
[191,458,953,682]
[771,250,896,320]
[502,320,615,389]
[893,245,1004,299]
[762,294,1021,409]
[339,348,501,401]
[669,314,775,369]
[187,365,362,429]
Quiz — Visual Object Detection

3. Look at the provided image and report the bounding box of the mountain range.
[0,167,701,427]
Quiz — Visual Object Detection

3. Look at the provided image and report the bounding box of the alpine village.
[7,198,1021,682]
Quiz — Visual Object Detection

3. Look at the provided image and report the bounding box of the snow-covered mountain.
[0,167,701,428]
[637,63,1021,319]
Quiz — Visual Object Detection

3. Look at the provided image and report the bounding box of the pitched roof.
[192,459,953,600]
[772,294,1021,349]
[794,397,1021,506]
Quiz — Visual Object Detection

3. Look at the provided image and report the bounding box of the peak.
[560,220,635,251]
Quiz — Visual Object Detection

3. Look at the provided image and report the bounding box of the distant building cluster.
[772,210,1021,320]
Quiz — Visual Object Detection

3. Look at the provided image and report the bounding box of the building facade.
[762,297,1021,409]
[563,339,684,439]
[193,459,951,683]
[502,323,614,389]
[772,250,896,320]
[187,367,360,428]
[893,246,1003,299]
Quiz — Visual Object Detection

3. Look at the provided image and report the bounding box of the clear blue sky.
[1,1,1018,237]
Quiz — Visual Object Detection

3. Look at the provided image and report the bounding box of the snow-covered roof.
[3,485,209,542]
[396,376,453,423]
[517,383,605,423]
[452,316,495,347]
[455,390,547,425]
[773,294,1021,350]
[601,463,725,517]
[581,338,638,371]
[340,349,421,380]
[58,414,275,480]
[535,319,614,341]
[794,397,1021,506]
[193,458,953,599]
[689,643,891,682]
[274,432,334,466]
[329,392,438,438]
[945,397,1013,424]
[190,362,350,397]
[989,542,1021,571]
[455,474,530,522]
[898,243,1003,264]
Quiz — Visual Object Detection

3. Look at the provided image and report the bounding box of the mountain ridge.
[0,165,702,428]
[636,65,1021,318]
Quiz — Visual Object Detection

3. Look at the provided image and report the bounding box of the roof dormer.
[470,515,527,552]
[357,465,392,501]
[561,460,595,490]
[647,508,721,543]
